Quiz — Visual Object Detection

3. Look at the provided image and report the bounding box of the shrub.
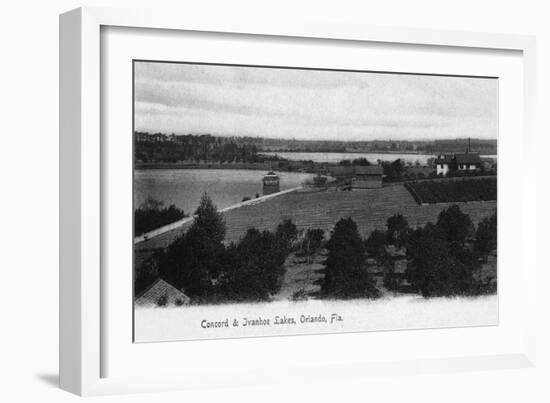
[299,228,325,256]
[156,295,168,307]
[291,289,308,301]
[134,197,186,236]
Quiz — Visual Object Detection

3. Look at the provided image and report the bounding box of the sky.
[134,61,498,142]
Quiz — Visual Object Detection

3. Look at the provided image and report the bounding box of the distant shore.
[261,150,432,155]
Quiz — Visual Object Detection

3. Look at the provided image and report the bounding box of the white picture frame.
[59,6,537,396]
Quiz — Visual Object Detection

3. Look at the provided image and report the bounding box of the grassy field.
[136,183,497,251]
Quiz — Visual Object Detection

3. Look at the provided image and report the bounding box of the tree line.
[135,193,299,302]
[319,205,496,299]
[135,195,497,303]
[134,197,186,236]
[364,206,497,297]
[135,133,264,164]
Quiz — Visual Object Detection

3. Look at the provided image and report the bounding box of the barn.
[328,165,355,178]
[351,166,383,189]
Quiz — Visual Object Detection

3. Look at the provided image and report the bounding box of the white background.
[0,0,548,402]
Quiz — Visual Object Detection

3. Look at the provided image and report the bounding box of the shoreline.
[134,186,304,244]
[135,153,496,170]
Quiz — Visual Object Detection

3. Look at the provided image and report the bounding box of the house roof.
[262,171,279,180]
[434,154,454,164]
[455,152,481,164]
[435,153,482,165]
[355,165,383,175]
[135,278,190,306]
[329,166,355,176]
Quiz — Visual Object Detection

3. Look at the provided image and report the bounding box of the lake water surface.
[134,169,313,215]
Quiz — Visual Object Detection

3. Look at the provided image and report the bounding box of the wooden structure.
[351,165,383,189]
[262,171,280,195]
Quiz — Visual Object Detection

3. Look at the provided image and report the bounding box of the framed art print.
[60,7,537,396]
[132,60,499,343]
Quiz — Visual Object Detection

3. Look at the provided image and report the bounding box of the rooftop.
[455,152,481,164]
[435,152,482,164]
[355,165,383,175]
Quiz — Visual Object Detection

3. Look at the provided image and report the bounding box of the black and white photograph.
[132,61,498,342]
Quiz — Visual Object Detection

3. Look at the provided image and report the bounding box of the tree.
[385,213,410,247]
[365,229,386,258]
[351,157,371,166]
[220,228,287,301]
[406,223,478,297]
[159,193,226,300]
[381,159,406,181]
[322,218,378,299]
[275,219,298,252]
[191,193,226,244]
[474,212,497,260]
[299,228,325,259]
[364,229,397,290]
[436,204,473,245]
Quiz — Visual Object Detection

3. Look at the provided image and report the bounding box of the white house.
[435,152,482,176]
[435,154,454,176]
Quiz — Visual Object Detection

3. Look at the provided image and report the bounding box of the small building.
[262,171,280,195]
[351,165,383,189]
[435,152,482,176]
[135,278,191,306]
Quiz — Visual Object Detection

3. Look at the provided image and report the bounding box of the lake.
[260,151,436,165]
[260,151,497,165]
[134,169,313,215]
